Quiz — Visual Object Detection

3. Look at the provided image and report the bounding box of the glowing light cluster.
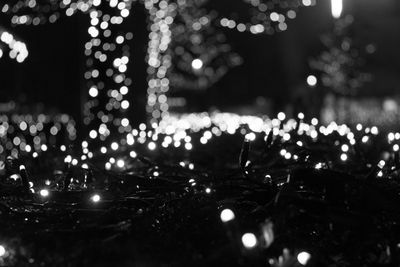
[82,0,134,147]
[1,0,315,128]
[0,109,76,162]
[321,95,400,128]
[0,29,28,62]
[1,0,95,26]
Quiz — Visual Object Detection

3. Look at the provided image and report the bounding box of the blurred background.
[0,0,399,128]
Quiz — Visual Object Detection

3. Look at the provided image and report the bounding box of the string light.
[1,0,134,148]
[0,29,28,62]
[0,110,399,265]
[168,1,242,97]
[0,111,76,161]
[219,0,315,34]
[144,0,174,124]
[1,0,316,130]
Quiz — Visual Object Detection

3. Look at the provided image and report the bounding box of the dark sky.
[0,0,399,118]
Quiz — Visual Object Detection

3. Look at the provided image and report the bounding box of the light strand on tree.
[167,0,242,94]
[144,0,175,125]
[82,0,134,150]
[219,0,315,34]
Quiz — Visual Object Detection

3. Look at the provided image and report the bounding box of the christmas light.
[0,29,28,62]
[220,0,314,34]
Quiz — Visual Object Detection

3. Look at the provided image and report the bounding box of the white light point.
[191,58,203,70]
[307,75,317,86]
[331,0,343,19]
[220,209,235,223]
[117,159,125,168]
[40,189,49,197]
[91,194,101,203]
[297,251,311,265]
[242,233,257,249]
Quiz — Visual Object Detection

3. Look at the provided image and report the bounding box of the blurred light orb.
[40,189,49,197]
[105,162,111,170]
[220,208,235,222]
[91,194,101,203]
[111,142,119,150]
[191,58,203,70]
[307,75,317,86]
[117,159,125,168]
[341,144,349,152]
[121,100,130,109]
[297,251,311,265]
[89,130,97,139]
[0,245,5,257]
[241,233,257,249]
[378,160,386,168]
[331,0,343,18]
[89,87,98,97]
[148,142,156,150]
